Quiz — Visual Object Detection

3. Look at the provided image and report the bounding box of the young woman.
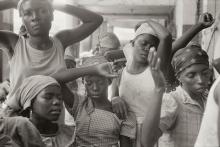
[13,75,74,147]
[141,44,212,147]
[63,56,136,147]
[110,20,171,147]
[0,0,103,113]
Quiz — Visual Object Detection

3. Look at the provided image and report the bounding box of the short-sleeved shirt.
[0,116,44,147]
[68,94,136,147]
[159,86,205,147]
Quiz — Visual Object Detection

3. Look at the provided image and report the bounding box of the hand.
[95,62,118,78]
[198,12,215,29]
[111,96,128,120]
[148,48,166,90]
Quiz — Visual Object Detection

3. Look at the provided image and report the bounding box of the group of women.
[0,0,219,147]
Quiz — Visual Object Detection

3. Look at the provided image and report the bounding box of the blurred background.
[0,0,220,80]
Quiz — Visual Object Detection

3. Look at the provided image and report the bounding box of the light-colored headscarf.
[134,22,158,38]
[6,75,60,111]
[17,0,53,17]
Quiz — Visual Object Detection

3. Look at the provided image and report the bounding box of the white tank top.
[7,36,66,108]
[194,77,220,147]
[119,67,155,122]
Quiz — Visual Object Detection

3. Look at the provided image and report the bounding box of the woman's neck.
[127,61,148,74]
[28,36,52,50]
[30,114,58,135]
[91,95,112,110]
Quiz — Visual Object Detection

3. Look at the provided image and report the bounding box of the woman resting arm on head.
[0,0,103,113]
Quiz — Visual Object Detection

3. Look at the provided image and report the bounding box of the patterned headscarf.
[6,75,60,111]
[80,56,108,67]
[171,43,209,77]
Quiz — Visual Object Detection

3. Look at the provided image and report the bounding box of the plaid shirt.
[69,94,136,147]
[159,86,205,147]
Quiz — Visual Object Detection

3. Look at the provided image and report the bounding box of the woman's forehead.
[22,0,50,11]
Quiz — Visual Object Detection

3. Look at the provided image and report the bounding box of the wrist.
[195,23,205,30]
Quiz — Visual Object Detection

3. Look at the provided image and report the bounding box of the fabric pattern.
[0,116,44,147]
[171,44,209,76]
[69,95,136,147]
[159,86,205,147]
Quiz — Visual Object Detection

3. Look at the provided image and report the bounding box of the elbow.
[96,14,103,26]
[160,32,172,41]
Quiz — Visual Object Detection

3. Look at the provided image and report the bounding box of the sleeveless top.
[194,77,220,147]
[6,36,66,108]
[119,67,155,123]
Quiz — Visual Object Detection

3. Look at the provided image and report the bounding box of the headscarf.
[17,0,53,17]
[6,75,60,111]
[171,43,209,76]
[134,22,158,38]
[98,32,120,49]
[81,56,108,67]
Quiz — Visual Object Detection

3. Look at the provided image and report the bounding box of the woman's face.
[21,0,53,36]
[132,34,159,64]
[32,85,63,121]
[84,75,110,99]
[178,64,211,97]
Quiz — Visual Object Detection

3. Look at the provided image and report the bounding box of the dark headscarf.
[171,43,209,77]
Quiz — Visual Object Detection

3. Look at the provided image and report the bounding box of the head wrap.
[17,0,53,17]
[135,22,158,38]
[81,56,108,67]
[171,43,209,76]
[98,32,120,49]
[6,75,60,111]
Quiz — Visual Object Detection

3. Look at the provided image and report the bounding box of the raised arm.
[141,48,166,147]
[52,63,117,108]
[214,81,220,144]
[54,4,103,49]
[0,0,19,57]
[147,20,172,75]
[172,12,214,54]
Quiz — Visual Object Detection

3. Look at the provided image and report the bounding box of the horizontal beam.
[81,5,174,15]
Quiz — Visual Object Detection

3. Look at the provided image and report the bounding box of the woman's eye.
[187,73,195,78]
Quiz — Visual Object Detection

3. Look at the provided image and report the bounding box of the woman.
[0,0,103,112]
[142,44,212,147]
[63,56,136,147]
[111,20,171,147]
[13,75,74,147]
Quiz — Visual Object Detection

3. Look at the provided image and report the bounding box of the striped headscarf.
[6,75,60,111]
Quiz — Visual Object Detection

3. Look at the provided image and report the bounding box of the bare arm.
[214,82,220,143]
[54,4,103,49]
[147,20,172,75]
[172,13,214,54]
[141,49,166,147]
